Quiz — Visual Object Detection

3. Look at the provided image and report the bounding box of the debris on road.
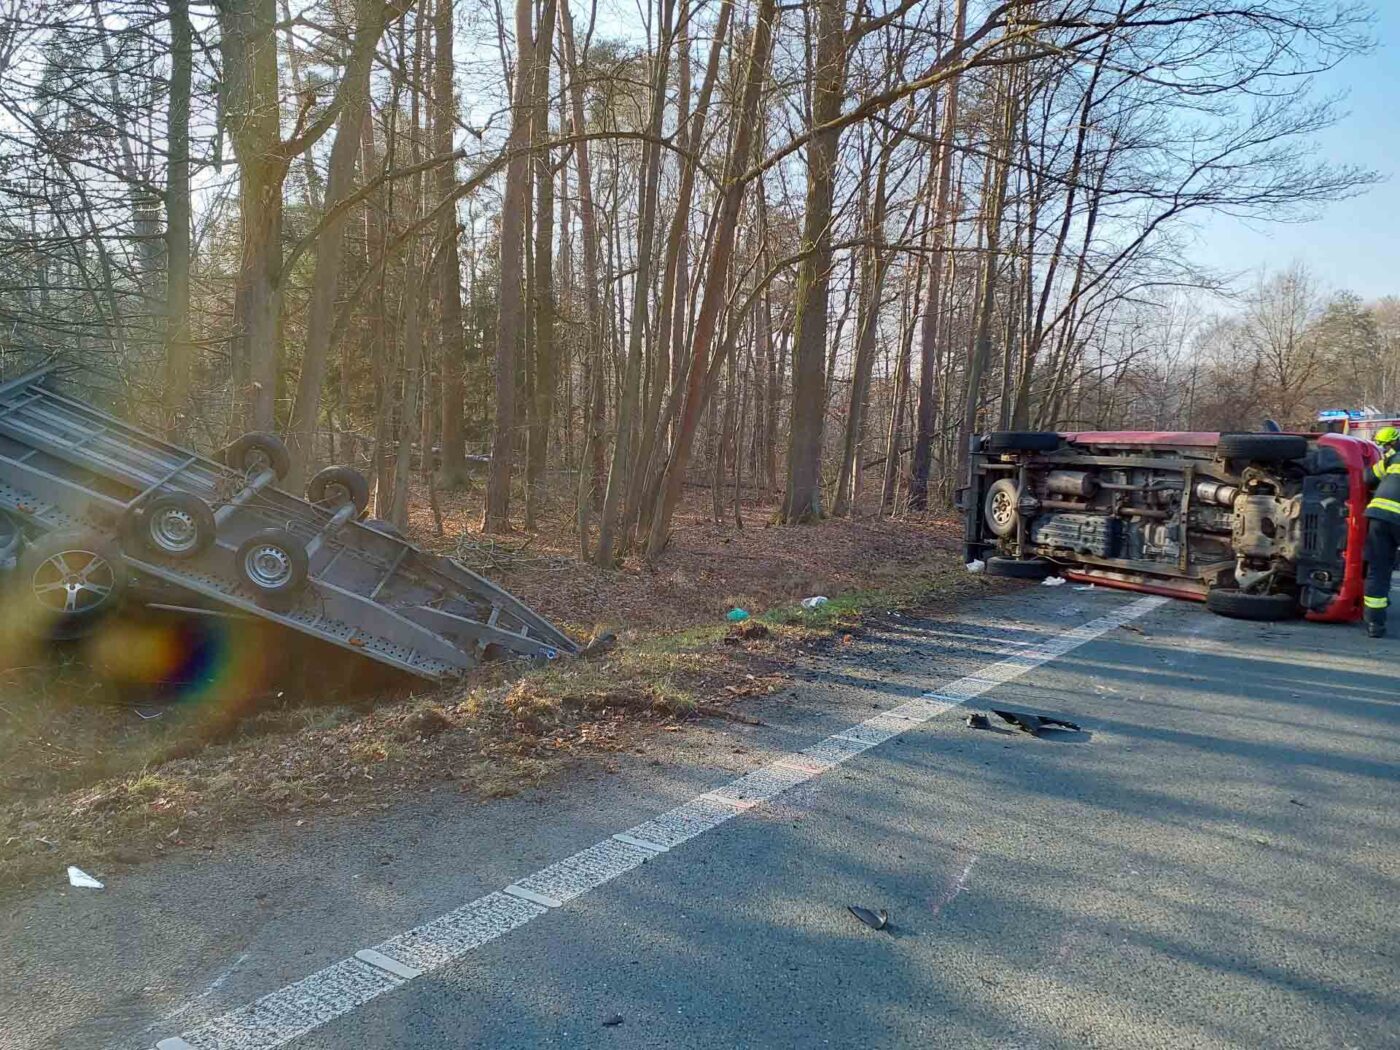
[966,559,986,573]
[965,712,991,729]
[601,1014,624,1027]
[848,905,890,931]
[801,595,830,609]
[992,709,1082,736]
[1042,576,1066,587]
[66,866,103,889]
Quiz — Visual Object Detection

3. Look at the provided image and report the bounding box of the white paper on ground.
[966,560,985,574]
[67,866,103,889]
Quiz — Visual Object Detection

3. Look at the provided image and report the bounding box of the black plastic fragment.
[848,905,889,931]
[991,708,1082,736]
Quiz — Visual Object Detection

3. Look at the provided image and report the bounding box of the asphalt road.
[2,583,1397,1050]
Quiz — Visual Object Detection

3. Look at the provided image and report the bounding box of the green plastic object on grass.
[726,608,750,622]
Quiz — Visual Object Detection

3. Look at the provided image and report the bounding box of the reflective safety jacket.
[1366,454,1400,523]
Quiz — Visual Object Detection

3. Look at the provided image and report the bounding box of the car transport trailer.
[0,364,576,679]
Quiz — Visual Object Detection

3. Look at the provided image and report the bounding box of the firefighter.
[1363,426,1400,638]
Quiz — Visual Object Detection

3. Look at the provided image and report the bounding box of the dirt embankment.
[0,489,987,895]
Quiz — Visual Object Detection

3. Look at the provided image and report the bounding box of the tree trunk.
[526,0,559,527]
[435,0,472,489]
[593,0,674,565]
[161,0,193,440]
[909,0,965,510]
[481,0,537,533]
[781,0,846,524]
[220,0,285,432]
[644,0,778,559]
[285,0,388,487]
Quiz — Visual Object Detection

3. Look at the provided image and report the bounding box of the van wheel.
[1205,588,1298,621]
[984,479,1020,538]
[1217,434,1307,463]
[985,556,1052,580]
[986,431,1060,453]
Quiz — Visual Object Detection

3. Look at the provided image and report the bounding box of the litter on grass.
[966,559,986,574]
[726,608,751,622]
[801,596,830,609]
[67,866,103,889]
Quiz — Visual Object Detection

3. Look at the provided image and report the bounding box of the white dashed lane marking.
[151,595,1166,1050]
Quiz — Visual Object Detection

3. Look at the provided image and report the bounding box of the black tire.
[361,517,404,539]
[985,556,1053,580]
[223,431,291,481]
[307,465,370,515]
[235,528,309,605]
[987,431,1060,453]
[1217,433,1307,463]
[126,492,216,559]
[984,478,1020,538]
[19,529,129,638]
[1205,588,1299,621]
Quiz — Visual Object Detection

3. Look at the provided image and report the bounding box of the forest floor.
[0,483,992,896]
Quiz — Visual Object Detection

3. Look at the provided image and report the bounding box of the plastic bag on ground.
[966,560,985,574]
[1042,576,1066,587]
[800,596,829,609]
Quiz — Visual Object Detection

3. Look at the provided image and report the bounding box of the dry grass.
[0,483,990,896]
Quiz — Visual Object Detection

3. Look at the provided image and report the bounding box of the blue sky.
[1190,0,1399,300]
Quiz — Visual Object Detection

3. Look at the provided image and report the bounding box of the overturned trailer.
[0,365,576,679]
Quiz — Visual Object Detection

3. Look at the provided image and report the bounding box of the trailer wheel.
[1217,433,1307,463]
[20,529,128,637]
[984,478,1021,538]
[128,493,216,559]
[223,431,291,481]
[984,556,1053,580]
[235,528,309,605]
[308,465,370,515]
[1205,588,1298,621]
[986,431,1060,453]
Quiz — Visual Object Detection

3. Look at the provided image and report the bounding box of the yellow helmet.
[1377,426,1399,446]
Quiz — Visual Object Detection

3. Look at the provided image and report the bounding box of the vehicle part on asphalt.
[0,364,577,677]
[1203,588,1300,621]
[66,866,103,889]
[984,556,1053,580]
[127,492,216,559]
[307,464,370,515]
[965,712,990,729]
[221,430,292,481]
[991,709,1082,736]
[963,427,1376,623]
[19,529,129,637]
[847,905,890,931]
